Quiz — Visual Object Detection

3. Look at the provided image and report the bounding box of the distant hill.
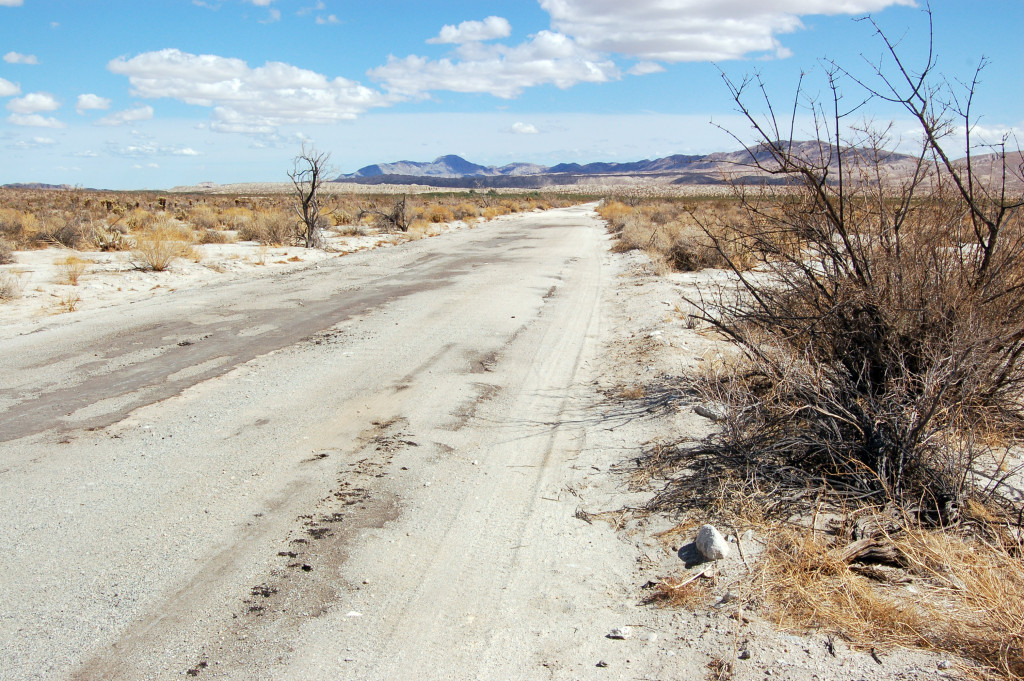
[333,144,937,188]
[2,182,77,190]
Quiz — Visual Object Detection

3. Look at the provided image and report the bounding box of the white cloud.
[0,0,24,7]
[108,49,388,133]
[7,92,60,113]
[97,104,154,126]
[510,121,539,134]
[539,0,916,62]
[3,51,38,64]
[315,14,340,25]
[427,16,512,44]
[174,147,201,156]
[73,150,99,158]
[0,77,20,97]
[248,0,273,5]
[628,61,665,76]
[76,93,112,114]
[7,113,65,128]
[371,30,618,99]
[260,8,281,23]
[10,136,57,149]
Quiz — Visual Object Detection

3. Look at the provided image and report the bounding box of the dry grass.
[0,271,24,301]
[132,224,195,271]
[57,255,88,285]
[749,522,1024,679]
[56,290,81,313]
[598,197,755,272]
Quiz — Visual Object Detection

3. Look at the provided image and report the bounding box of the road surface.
[0,205,683,680]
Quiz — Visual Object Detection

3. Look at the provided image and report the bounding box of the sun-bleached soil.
[0,204,957,680]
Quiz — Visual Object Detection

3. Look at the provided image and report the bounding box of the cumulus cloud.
[0,0,24,7]
[315,14,340,25]
[260,8,281,23]
[0,77,20,97]
[97,104,154,126]
[628,61,665,76]
[427,16,512,44]
[510,121,539,134]
[108,49,389,133]
[371,30,618,99]
[539,0,916,62]
[4,51,38,64]
[7,92,60,113]
[76,93,111,114]
[248,0,273,5]
[7,113,65,128]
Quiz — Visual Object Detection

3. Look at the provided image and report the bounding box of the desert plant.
[0,271,23,301]
[241,210,294,245]
[683,9,1024,519]
[132,224,194,271]
[0,238,13,265]
[91,226,133,252]
[289,144,333,248]
[56,290,81,313]
[187,205,220,231]
[57,255,88,286]
[360,196,409,232]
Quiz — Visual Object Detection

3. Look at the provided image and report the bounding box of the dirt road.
[0,205,691,680]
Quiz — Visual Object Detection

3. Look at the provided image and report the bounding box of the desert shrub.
[187,205,220,231]
[124,208,156,232]
[678,13,1024,521]
[36,212,88,249]
[423,204,455,224]
[0,238,13,264]
[239,210,294,245]
[0,208,39,246]
[0,272,24,301]
[57,255,88,285]
[221,207,253,232]
[132,223,195,271]
[451,202,480,220]
[91,226,133,252]
[197,229,233,244]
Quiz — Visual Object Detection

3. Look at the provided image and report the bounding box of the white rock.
[696,524,730,561]
[606,628,631,640]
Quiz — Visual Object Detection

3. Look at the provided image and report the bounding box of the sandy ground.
[0,205,955,680]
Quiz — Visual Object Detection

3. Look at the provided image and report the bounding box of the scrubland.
[598,179,1024,678]
[0,188,585,317]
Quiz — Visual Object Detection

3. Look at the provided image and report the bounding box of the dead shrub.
[197,229,233,244]
[132,224,194,271]
[0,271,23,301]
[37,213,88,249]
[124,208,156,232]
[240,210,295,245]
[57,255,88,285]
[187,205,220,231]
[679,11,1024,519]
[0,238,13,264]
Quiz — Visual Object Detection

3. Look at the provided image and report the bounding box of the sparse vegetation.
[612,10,1024,680]
[57,255,88,285]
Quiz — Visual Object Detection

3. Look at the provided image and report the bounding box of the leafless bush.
[0,271,23,301]
[680,9,1024,521]
[0,238,13,264]
[360,196,409,232]
[240,210,295,245]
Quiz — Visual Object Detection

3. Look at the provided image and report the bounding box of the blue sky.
[0,0,1021,189]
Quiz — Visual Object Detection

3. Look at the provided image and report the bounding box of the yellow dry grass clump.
[752,523,1024,679]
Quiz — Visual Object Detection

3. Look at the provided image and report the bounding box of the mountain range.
[333,142,933,188]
